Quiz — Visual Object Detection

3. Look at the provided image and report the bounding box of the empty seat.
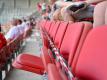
[40,20,47,30]
[59,22,92,61]
[54,21,68,48]
[13,53,44,74]
[41,21,56,48]
[44,20,52,33]
[43,22,92,69]
[48,21,56,36]
[41,21,69,71]
[49,21,60,40]
[74,25,107,80]
[71,22,92,69]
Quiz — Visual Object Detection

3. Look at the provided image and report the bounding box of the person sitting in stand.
[51,0,106,21]
[5,19,20,43]
[17,19,24,35]
[0,24,7,49]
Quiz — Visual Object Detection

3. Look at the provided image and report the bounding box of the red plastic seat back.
[59,22,84,61]
[71,22,92,69]
[48,21,56,34]
[44,21,52,33]
[60,22,92,61]
[74,25,107,80]
[50,21,61,40]
[54,21,68,48]
[41,20,47,30]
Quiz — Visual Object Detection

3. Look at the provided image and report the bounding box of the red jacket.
[0,33,7,49]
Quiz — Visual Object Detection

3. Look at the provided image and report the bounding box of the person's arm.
[85,0,106,4]
[5,28,15,43]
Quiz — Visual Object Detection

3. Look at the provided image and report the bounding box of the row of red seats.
[47,23,107,80]
[13,19,107,80]
[39,20,92,75]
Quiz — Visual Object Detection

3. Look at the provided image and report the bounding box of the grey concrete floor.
[5,29,43,80]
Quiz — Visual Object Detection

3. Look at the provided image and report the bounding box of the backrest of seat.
[50,21,61,40]
[59,22,84,61]
[48,21,56,34]
[71,22,92,69]
[41,20,47,30]
[44,21,52,33]
[74,25,107,80]
[54,21,68,48]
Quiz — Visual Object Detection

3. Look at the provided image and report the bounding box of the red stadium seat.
[48,25,107,80]
[41,21,56,48]
[59,22,92,61]
[40,20,47,30]
[73,25,107,80]
[13,59,44,74]
[48,21,56,36]
[71,22,92,69]
[12,53,44,74]
[49,21,60,40]
[44,21,52,33]
[41,21,69,72]
[54,21,68,48]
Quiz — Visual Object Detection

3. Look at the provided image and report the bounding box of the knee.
[60,7,74,22]
[52,9,61,21]
[60,7,67,17]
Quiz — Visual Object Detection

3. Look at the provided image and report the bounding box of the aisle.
[5,29,43,80]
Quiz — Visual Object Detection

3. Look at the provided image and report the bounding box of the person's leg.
[61,7,75,22]
[52,9,62,21]
[93,1,107,27]
[105,6,107,25]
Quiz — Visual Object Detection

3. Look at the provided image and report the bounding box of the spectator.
[41,2,47,14]
[22,19,30,32]
[43,5,52,20]
[52,1,94,21]
[17,19,24,35]
[0,24,7,49]
[21,19,31,38]
[36,2,42,13]
[5,19,20,42]
[51,0,106,21]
